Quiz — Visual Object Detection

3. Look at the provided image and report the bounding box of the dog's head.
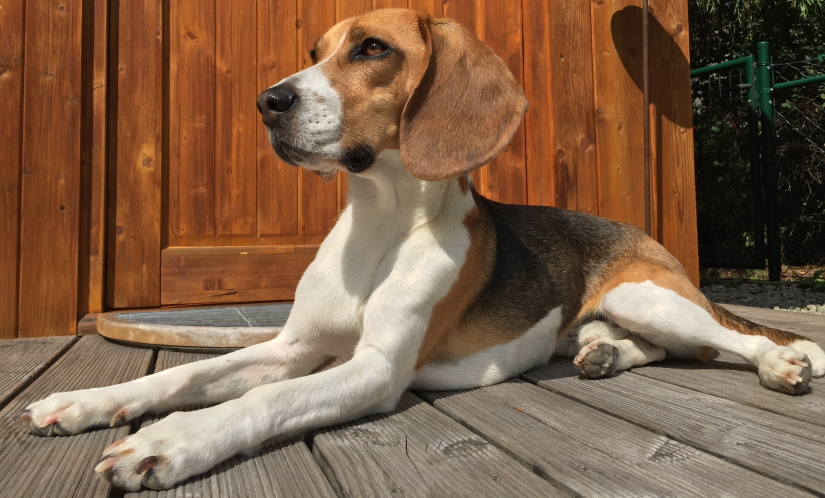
[257,8,527,181]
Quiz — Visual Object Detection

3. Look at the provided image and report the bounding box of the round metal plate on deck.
[97,304,291,348]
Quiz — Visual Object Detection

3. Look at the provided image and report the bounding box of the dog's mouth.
[340,144,376,173]
[269,131,376,176]
[269,140,306,167]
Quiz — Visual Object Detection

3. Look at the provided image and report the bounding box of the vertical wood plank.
[298,0,338,243]
[548,0,598,213]
[78,0,109,317]
[408,0,442,15]
[110,0,163,308]
[478,0,527,204]
[592,0,646,228]
[374,0,407,8]
[521,0,555,207]
[171,0,215,238]
[215,0,257,238]
[0,0,25,338]
[338,1,373,31]
[649,0,698,284]
[17,0,82,336]
[257,0,300,240]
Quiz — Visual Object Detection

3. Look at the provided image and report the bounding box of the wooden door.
[106,0,698,310]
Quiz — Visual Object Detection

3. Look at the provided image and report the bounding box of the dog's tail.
[707,301,825,376]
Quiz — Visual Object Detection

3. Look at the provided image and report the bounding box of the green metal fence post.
[756,41,781,281]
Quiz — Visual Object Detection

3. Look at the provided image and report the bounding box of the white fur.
[601,281,815,392]
[412,307,563,390]
[564,321,666,374]
[788,339,825,377]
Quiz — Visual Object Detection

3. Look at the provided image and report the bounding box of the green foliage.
[797,270,825,290]
[695,0,824,24]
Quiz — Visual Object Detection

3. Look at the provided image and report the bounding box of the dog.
[17,8,825,491]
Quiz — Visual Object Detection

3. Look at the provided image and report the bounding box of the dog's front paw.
[95,410,226,491]
[574,342,619,379]
[16,388,136,436]
[758,346,812,395]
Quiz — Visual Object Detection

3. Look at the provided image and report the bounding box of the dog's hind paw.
[758,346,813,395]
[574,342,619,379]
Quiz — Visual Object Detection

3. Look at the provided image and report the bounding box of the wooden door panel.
[171,0,217,239]
[215,0,258,237]
[161,246,317,305]
[107,0,699,309]
[257,0,300,240]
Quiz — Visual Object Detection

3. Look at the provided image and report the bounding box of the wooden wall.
[1,0,84,338]
[0,0,697,338]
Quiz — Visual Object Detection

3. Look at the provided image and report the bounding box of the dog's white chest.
[282,150,476,358]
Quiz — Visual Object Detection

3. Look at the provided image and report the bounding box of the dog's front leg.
[18,335,330,436]
[97,346,409,490]
[94,231,466,490]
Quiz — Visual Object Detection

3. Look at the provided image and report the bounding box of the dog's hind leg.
[559,321,666,378]
[600,280,823,394]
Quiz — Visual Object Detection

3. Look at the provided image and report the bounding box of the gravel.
[701,283,825,315]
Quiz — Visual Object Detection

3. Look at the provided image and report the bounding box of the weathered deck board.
[0,335,153,498]
[0,336,77,408]
[632,361,825,426]
[3,303,825,497]
[418,380,811,497]
[313,392,560,498]
[523,360,825,494]
[126,350,336,498]
[723,304,825,344]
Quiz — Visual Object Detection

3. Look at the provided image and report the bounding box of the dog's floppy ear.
[400,19,528,181]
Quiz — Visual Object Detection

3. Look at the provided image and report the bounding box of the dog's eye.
[363,39,387,56]
[353,38,389,60]
[309,48,317,64]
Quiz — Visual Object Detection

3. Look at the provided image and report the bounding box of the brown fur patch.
[696,346,717,362]
[415,201,496,368]
[400,20,528,180]
[317,10,432,155]
[313,9,526,180]
[457,175,470,194]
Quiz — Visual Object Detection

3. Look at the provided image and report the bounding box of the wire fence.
[771,57,825,268]
[692,62,763,267]
[691,49,825,278]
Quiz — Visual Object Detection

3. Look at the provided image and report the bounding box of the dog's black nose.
[257,85,298,119]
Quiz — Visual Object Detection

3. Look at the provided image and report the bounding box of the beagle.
[18,8,825,491]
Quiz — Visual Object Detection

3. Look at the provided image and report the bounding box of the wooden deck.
[2,304,825,497]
